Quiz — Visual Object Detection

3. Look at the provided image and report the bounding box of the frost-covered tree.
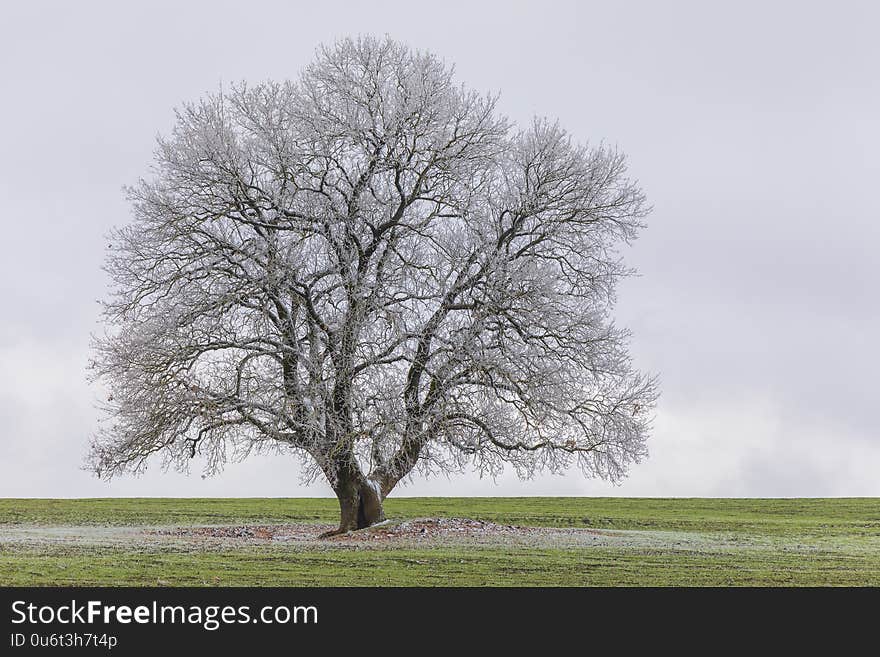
[89,36,658,533]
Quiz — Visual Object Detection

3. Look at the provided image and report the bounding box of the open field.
[1,497,879,586]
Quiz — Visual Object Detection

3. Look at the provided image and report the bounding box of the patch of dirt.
[153,526,286,540]
[326,517,523,540]
[0,520,740,552]
[150,518,530,542]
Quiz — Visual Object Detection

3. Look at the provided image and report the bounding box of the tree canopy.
[89,36,658,531]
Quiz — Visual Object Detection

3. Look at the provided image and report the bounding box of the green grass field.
[1,497,878,586]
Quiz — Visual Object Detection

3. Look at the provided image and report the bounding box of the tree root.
[318,527,349,539]
[318,519,394,539]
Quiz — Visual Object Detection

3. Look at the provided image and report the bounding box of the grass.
[1,497,879,586]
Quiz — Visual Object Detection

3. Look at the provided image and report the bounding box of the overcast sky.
[1,1,877,498]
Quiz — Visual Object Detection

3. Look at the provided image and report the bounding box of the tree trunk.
[331,477,386,534]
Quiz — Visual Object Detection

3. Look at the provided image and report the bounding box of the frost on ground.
[148,517,629,547]
[0,518,783,553]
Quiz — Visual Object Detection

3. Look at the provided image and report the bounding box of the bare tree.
[88,36,658,533]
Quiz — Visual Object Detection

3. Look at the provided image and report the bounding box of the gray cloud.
[1,0,878,497]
